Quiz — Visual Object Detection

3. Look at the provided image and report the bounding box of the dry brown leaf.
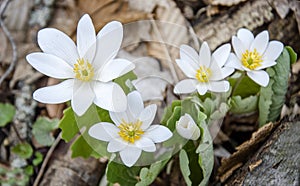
[78,0,148,34]
[9,43,40,88]
[204,0,248,6]
[147,0,194,81]
[268,0,290,19]
[217,122,279,183]
[49,0,79,36]
[4,0,33,30]
[128,0,169,13]
[0,30,8,64]
[290,0,300,35]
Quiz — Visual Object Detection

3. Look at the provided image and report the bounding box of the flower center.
[73,58,94,81]
[241,49,263,70]
[195,66,211,83]
[118,120,144,143]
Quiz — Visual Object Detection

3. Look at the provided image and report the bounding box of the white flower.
[26,14,135,116]
[225,28,283,87]
[174,42,234,95]
[176,114,200,140]
[88,91,172,167]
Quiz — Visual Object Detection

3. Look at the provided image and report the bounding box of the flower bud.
[176,114,200,140]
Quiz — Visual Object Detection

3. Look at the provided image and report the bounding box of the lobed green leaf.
[230,95,258,114]
[259,47,292,126]
[32,117,59,146]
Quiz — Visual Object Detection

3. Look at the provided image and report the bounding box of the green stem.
[231,72,245,96]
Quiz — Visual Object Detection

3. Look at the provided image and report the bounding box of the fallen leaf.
[268,0,290,19]
[128,0,169,13]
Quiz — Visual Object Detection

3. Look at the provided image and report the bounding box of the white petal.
[196,84,208,95]
[71,81,95,116]
[26,53,74,79]
[174,79,198,94]
[135,137,156,152]
[256,60,276,70]
[93,82,127,112]
[119,147,142,167]
[88,122,119,142]
[107,138,128,152]
[93,21,123,70]
[97,58,135,82]
[33,79,73,104]
[247,70,269,87]
[250,30,269,54]
[138,104,157,130]
[232,36,246,59]
[176,59,197,78]
[212,43,231,67]
[237,28,254,49]
[180,45,199,70]
[210,67,234,81]
[38,28,78,66]
[127,91,144,119]
[109,111,128,126]
[225,53,244,71]
[77,14,96,61]
[176,114,200,140]
[208,80,230,93]
[199,42,211,67]
[263,41,284,61]
[144,125,172,143]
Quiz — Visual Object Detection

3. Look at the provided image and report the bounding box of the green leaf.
[179,149,192,186]
[32,117,59,146]
[59,107,79,142]
[0,103,16,127]
[106,161,141,186]
[59,105,110,158]
[114,71,137,94]
[161,100,181,125]
[12,142,33,159]
[136,159,169,186]
[230,95,258,114]
[229,73,260,98]
[259,47,291,126]
[210,102,229,120]
[33,152,43,166]
[285,46,297,64]
[196,119,214,186]
[24,166,33,176]
[166,106,181,131]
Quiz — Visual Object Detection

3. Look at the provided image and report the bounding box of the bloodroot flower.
[176,114,200,140]
[88,91,172,167]
[26,14,135,116]
[226,28,283,87]
[174,42,234,95]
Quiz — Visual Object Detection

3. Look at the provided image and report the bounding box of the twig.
[33,132,62,186]
[0,0,17,86]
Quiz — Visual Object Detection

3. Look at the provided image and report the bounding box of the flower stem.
[231,72,245,96]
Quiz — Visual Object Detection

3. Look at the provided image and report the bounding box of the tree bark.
[224,121,300,185]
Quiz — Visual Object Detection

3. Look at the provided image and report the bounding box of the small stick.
[33,132,62,186]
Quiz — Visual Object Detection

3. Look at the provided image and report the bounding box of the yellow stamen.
[195,66,211,83]
[118,120,144,143]
[241,49,263,70]
[73,58,94,81]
